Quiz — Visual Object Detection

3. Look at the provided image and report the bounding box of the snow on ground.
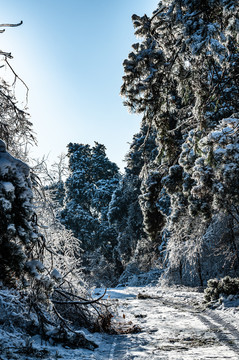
[1,286,239,359]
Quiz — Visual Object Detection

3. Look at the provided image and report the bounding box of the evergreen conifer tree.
[121,0,239,284]
[61,142,120,284]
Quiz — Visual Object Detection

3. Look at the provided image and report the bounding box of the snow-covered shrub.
[204,276,239,302]
[0,285,39,335]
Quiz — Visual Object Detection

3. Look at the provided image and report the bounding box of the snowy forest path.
[94,287,239,360]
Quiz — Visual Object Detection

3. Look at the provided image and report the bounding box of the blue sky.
[1,1,157,171]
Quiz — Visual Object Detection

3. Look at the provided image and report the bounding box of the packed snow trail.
[2,286,239,359]
[94,287,239,360]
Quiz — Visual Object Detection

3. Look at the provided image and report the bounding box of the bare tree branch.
[0,51,12,58]
[0,21,23,28]
[52,305,83,335]
[51,289,107,306]
[55,288,91,302]
[5,57,29,102]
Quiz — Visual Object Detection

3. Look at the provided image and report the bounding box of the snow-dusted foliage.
[33,189,84,292]
[204,275,239,302]
[181,116,239,216]
[121,0,239,285]
[139,170,166,241]
[61,142,121,285]
[0,140,42,286]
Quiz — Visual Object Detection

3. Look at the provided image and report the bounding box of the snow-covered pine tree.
[61,142,121,285]
[122,0,239,285]
[0,140,46,288]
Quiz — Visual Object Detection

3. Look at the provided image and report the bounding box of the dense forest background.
[0,0,239,353]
